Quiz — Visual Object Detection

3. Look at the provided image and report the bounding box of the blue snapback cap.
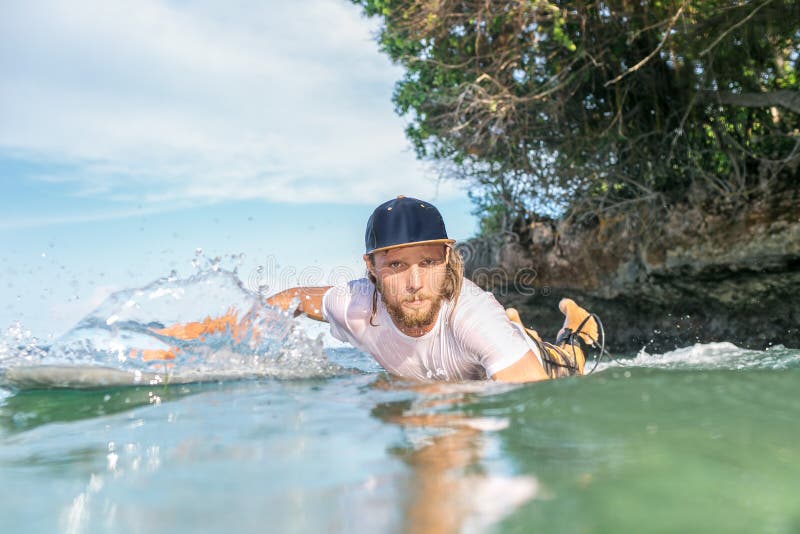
[365,196,455,254]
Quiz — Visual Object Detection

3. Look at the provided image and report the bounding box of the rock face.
[460,191,800,353]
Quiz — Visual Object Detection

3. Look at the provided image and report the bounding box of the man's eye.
[389,262,404,269]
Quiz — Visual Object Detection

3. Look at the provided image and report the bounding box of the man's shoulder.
[326,277,371,294]
[325,278,374,316]
[458,278,519,329]
[447,278,499,325]
[456,278,495,305]
[449,278,531,368]
[344,277,373,297]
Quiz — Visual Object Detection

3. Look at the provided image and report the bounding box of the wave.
[595,341,800,372]
[1,267,350,387]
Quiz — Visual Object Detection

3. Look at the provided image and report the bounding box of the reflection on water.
[371,379,538,533]
[0,370,542,533]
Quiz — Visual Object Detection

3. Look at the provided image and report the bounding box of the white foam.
[634,342,744,366]
[0,321,48,367]
[596,341,800,371]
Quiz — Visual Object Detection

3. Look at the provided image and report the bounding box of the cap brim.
[367,238,456,255]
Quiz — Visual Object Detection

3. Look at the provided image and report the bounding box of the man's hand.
[265,286,331,322]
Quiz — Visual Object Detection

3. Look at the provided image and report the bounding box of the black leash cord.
[583,312,630,374]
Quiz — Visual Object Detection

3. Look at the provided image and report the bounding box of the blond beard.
[376,282,444,330]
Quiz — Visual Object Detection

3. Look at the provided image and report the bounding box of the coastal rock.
[460,193,800,353]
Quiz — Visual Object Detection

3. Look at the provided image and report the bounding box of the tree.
[352,0,800,231]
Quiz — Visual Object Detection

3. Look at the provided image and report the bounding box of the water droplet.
[107,452,119,471]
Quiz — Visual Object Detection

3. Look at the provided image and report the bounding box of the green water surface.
[1,346,799,533]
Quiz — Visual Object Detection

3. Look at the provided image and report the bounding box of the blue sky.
[0,0,477,338]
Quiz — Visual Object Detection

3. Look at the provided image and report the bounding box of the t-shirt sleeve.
[321,285,353,343]
[321,279,373,345]
[454,289,536,377]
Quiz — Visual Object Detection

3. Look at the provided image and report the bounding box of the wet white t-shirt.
[322,278,541,381]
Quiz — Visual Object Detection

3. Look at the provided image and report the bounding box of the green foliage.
[352,0,800,229]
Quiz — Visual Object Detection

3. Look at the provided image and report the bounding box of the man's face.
[366,244,449,330]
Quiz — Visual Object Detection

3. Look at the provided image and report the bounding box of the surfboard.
[1,365,250,390]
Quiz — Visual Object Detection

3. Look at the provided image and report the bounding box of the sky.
[0,0,478,339]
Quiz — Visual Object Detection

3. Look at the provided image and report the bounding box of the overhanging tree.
[352,0,800,232]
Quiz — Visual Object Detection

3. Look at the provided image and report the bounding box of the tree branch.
[705,90,800,115]
[699,0,776,57]
[604,1,687,87]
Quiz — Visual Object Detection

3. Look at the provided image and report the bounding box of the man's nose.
[406,264,422,292]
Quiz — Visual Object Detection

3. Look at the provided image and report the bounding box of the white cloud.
[0,0,463,208]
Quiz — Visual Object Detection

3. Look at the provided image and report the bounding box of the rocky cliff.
[460,189,800,353]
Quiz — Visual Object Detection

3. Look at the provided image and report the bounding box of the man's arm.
[265,286,331,322]
[491,349,550,383]
[135,287,331,363]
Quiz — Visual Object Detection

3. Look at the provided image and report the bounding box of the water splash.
[0,322,48,366]
[1,267,348,384]
[597,342,800,372]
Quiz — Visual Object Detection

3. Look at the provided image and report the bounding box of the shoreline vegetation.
[354,0,800,351]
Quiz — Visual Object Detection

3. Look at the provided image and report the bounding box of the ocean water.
[1,270,799,533]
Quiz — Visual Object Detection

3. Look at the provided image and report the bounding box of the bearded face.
[366,244,449,333]
[376,277,444,329]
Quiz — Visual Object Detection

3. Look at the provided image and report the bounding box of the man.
[265,196,599,383]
